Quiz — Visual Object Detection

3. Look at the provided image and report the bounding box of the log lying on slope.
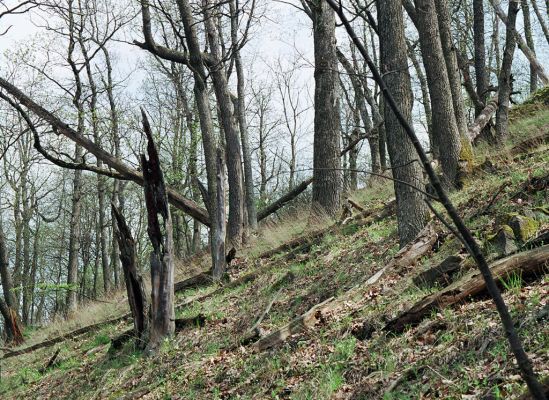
[251,224,439,351]
[385,244,549,333]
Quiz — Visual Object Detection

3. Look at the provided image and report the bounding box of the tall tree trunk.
[230,0,257,232]
[141,111,175,354]
[496,0,520,142]
[434,0,471,144]
[522,0,538,92]
[473,0,489,113]
[378,0,429,247]
[411,0,461,187]
[311,0,342,216]
[407,41,434,155]
[203,0,245,248]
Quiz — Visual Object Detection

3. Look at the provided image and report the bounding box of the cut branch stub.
[140,109,175,353]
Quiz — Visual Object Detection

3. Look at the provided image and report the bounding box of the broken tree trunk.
[141,110,175,353]
[112,204,149,349]
[0,299,24,346]
[468,95,499,141]
[385,244,549,333]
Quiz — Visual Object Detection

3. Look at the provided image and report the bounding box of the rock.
[486,225,518,257]
[508,215,540,242]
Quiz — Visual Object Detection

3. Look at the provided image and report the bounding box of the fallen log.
[110,314,206,351]
[468,95,498,142]
[252,297,335,351]
[257,178,313,221]
[1,314,128,360]
[385,244,549,333]
[413,255,464,288]
[251,225,438,351]
[39,348,61,373]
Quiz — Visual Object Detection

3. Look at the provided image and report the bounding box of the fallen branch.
[385,244,549,333]
[39,348,61,373]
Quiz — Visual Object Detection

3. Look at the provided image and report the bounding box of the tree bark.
[378,0,429,247]
[112,205,149,349]
[530,0,549,46]
[521,0,538,93]
[141,111,175,353]
[496,0,520,142]
[213,148,227,280]
[311,0,342,216]
[411,0,461,187]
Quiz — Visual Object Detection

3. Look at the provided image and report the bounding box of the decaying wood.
[257,177,313,221]
[240,272,295,346]
[509,132,549,156]
[141,110,175,353]
[413,255,465,288]
[174,271,212,292]
[258,226,331,259]
[39,348,61,373]
[251,226,438,351]
[468,95,498,141]
[347,198,366,213]
[252,297,335,351]
[1,314,128,360]
[385,244,549,333]
[110,314,206,351]
[112,204,149,348]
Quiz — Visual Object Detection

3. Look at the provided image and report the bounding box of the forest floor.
[1,99,548,399]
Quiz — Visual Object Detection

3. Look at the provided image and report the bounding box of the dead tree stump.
[141,109,175,353]
[112,204,149,349]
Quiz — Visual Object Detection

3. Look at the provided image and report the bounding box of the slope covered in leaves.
[1,106,548,399]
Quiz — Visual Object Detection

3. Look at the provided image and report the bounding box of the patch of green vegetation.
[500,271,523,295]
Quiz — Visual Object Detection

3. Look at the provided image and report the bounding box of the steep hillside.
[1,107,548,399]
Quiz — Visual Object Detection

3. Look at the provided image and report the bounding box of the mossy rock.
[485,225,518,257]
[507,215,540,242]
[533,206,549,221]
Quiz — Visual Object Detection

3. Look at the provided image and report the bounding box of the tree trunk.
[230,0,257,232]
[434,0,471,146]
[378,0,429,247]
[141,111,175,354]
[530,0,549,46]
[496,0,520,142]
[203,0,245,247]
[521,0,538,93]
[213,148,227,280]
[311,0,342,216]
[112,205,149,349]
[473,0,489,115]
[407,41,434,155]
[489,0,549,85]
[412,0,461,187]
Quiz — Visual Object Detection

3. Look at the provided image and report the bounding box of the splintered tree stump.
[385,244,549,333]
[141,110,175,353]
[112,204,149,349]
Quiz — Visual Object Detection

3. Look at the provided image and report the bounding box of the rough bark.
[521,0,538,92]
[434,0,469,141]
[203,0,245,247]
[311,0,342,216]
[230,0,257,231]
[141,111,175,353]
[412,0,461,187]
[496,0,520,142]
[473,0,489,116]
[213,148,227,280]
[112,205,149,349]
[378,0,429,246]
